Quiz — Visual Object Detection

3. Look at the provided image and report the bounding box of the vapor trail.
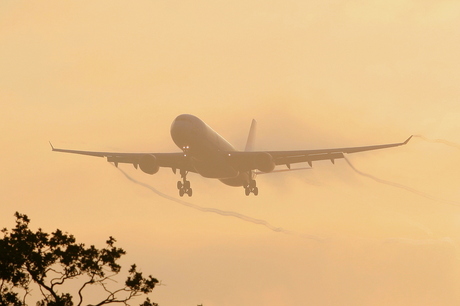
[414,135,460,150]
[343,155,460,207]
[114,167,322,241]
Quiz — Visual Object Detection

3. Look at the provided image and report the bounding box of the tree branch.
[37,282,51,303]
[90,281,139,306]
[26,266,59,302]
[51,270,81,290]
[22,284,32,305]
[49,267,66,287]
[77,275,95,306]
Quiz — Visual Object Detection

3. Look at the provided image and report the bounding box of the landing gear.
[177,170,192,197]
[244,180,258,196]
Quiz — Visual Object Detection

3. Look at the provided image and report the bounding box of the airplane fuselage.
[170,114,252,187]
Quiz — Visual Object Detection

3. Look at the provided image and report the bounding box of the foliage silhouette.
[0,212,158,306]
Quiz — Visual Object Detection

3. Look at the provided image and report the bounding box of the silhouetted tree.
[0,212,158,306]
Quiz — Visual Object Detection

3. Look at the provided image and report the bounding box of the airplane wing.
[226,136,412,170]
[50,143,195,173]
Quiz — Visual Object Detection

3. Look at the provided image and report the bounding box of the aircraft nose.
[170,116,193,148]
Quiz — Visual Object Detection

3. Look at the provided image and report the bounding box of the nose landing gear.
[244,180,258,196]
[177,170,192,197]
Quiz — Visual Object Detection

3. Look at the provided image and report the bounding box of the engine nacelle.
[139,154,160,175]
[255,152,275,173]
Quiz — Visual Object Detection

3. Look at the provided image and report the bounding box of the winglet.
[403,135,413,145]
[49,141,55,151]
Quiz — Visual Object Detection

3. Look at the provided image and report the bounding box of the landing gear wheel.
[245,187,250,196]
[177,169,193,197]
[243,179,259,196]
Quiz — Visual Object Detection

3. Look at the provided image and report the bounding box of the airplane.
[51,114,412,197]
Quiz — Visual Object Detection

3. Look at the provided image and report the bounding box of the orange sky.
[1,1,460,305]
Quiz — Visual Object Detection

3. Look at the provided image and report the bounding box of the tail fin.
[245,119,257,151]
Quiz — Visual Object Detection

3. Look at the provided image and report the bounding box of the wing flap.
[274,152,345,165]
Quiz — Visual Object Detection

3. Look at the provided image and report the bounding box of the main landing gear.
[177,169,192,197]
[244,180,258,196]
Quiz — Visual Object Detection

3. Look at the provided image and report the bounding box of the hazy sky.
[1,1,460,305]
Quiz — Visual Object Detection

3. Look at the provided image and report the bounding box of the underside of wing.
[226,136,412,171]
[50,143,195,174]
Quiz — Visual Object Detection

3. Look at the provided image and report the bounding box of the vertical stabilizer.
[245,119,257,151]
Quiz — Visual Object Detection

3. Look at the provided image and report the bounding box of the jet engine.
[139,154,160,175]
[255,152,276,173]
